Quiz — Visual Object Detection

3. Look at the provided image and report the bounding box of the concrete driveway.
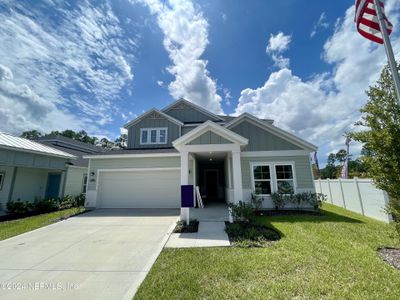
[0,209,179,300]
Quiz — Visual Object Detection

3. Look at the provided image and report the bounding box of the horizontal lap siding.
[87,156,180,191]
[127,118,180,149]
[240,155,314,190]
[0,149,67,170]
[230,121,301,151]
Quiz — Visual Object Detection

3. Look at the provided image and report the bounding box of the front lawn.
[135,203,400,299]
[0,207,85,241]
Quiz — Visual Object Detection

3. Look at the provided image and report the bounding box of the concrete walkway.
[0,208,179,300]
[166,204,231,248]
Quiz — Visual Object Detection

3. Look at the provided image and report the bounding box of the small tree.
[21,130,42,140]
[350,63,400,236]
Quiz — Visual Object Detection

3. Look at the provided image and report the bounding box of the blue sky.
[0,0,399,164]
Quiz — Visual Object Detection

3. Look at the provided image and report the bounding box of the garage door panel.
[98,170,180,208]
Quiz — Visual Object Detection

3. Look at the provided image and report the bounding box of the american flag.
[355,0,393,44]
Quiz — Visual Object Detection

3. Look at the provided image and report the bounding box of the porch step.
[165,221,230,248]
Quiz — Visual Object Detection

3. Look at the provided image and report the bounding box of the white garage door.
[97,169,180,208]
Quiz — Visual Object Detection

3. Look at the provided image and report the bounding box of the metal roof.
[0,132,76,159]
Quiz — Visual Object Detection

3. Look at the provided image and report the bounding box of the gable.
[163,100,222,123]
[188,130,233,145]
[127,112,180,149]
[229,120,302,151]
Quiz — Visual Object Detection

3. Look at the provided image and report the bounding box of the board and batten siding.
[240,155,314,191]
[0,149,68,170]
[181,126,195,135]
[165,107,219,123]
[127,117,180,149]
[188,130,232,145]
[87,156,180,191]
[229,121,302,151]
[64,167,86,197]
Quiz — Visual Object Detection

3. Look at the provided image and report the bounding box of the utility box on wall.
[181,185,194,208]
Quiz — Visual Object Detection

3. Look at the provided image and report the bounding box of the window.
[252,165,272,195]
[0,172,4,190]
[82,174,88,193]
[251,163,295,195]
[275,165,294,194]
[140,128,168,145]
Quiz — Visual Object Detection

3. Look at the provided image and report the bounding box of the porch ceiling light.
[209,158,213,161]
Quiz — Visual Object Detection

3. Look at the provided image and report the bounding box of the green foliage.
[173,219,199,233]
[319,149,368,179]
[228,201,256,223]
[6,195,85,215]
[271,192,327,210]
[225,222,280,248]
[350,62,400,238]
[20,130,42,140]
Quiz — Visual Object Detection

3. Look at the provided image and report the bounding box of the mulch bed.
[255,210,323,217]
[173,220,199,233]
[377,247,400,270]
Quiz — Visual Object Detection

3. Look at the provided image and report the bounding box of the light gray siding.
[11,168,50,202]
[188,131,232,145]
[87,156,180,190]
[229,121,302,151]
[165,107,219,123]
[240,155,314,190]
[0,166,14,210]
[127,117,180,148]
[0,149,67,170]
[64,166,86,197]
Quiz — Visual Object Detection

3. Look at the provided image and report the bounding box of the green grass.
[0,207,85,241]
[135,204,400,299]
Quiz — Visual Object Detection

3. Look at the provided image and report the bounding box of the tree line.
[21,129,127,149]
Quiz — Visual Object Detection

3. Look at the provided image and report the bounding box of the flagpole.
[373,0,400,105]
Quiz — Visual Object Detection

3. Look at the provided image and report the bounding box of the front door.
[205,169,219,199]
[45,173,61,198]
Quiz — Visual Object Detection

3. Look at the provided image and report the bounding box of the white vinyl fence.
[315,178,391,223]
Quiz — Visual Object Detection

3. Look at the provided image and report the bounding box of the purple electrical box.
[181,185,194,207]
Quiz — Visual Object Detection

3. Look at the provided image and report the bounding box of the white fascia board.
[0,144,76,159]
[82,153,180,159]
[226,113,317,151]
[241,150,311,157]
[162,98,225,122]
[181,144,241,153]
[172,120,248,149]
[123,108,184,129]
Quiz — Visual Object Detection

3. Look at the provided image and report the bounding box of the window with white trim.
[252,165,272,195]
[275,165,294,194]
[251,163,295,195]
[140,128,168,145]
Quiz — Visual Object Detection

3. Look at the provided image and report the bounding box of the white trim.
[97,167,180,173]
[173,120,248,149]
[67,165,88,170]
[250,161,297,196]
[123,108,183,128]
[181,144,241,153]
[241,150,310,157]
[162,98,225,122]
[140,127,168,145]
[0,144,76,159]
[83,153,180,159]
[225,113,317,151]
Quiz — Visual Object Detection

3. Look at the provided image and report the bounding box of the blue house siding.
[229,120,302,151]
[127,117,180,149]
[165,107,220,123]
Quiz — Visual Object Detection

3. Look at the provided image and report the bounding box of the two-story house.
[84,98,317,219]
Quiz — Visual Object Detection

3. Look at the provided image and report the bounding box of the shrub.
[386,199,400,239]
[271,192,327,210]
[271,193,287,210]
[7,199,30,214]
[228,201,257,224]
[75,193,86,207]
[58,195,75,210]
[33,198,59,213]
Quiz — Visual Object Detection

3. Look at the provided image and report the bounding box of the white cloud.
[136,0,223,114]
[266,32,292,53]
[310,12,329,38]
[157,80,164,87]
[235,1,400,161]
[0,0,136,135]
[266,32,292,68]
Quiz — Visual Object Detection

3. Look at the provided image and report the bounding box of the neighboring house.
[0,132,75,211]
[36,135,102,197]
[84,98,317,218]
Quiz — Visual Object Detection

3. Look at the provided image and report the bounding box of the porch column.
[232,150,243,204]
[180,150,190,223]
